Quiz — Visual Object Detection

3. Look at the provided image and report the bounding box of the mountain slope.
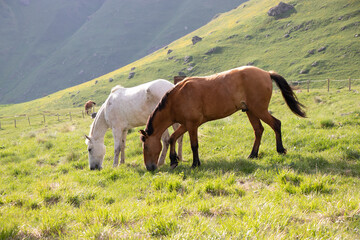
[0,0,243,104]
[0,0,359,116]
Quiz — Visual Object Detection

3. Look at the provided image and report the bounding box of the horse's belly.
[203,101,239,121]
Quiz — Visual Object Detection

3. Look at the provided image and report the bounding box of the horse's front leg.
[169,124,187,169]
[158,130,170,166]
[172,123,184,161]
[112,128,127,167]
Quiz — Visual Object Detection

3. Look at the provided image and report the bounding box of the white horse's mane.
[87,100,107,140]
[111,85,123,93]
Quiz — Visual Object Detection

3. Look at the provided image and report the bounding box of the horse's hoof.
[248,154,258,159]
[278,148,287,155]
[191,162,200,168]
[170,163,178,169]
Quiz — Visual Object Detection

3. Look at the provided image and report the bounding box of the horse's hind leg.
[169,124,187,169]
[246,111,264,158]
[258,111,286,155]
[187,125,200,168]
[119,129,127,164]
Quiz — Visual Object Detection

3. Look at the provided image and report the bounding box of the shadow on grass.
[288,154,360,177]
[132,147,360,177]
[131,153,360,178]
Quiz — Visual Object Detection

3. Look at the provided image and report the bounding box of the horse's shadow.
[132,153,360,178]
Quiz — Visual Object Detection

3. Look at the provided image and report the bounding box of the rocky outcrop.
[268,2,294,17]
[205,47,221,55]
[184,56,193,63]
[128,72,135,79]
[192,36,202,45]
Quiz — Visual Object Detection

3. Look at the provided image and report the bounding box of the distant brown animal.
[85,100,96,115]
[140,66,306,171]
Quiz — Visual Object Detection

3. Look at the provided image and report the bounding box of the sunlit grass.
[1,90,359,238]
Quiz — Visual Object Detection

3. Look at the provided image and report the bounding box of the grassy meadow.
[0,0,360,238]
[1,89,359,239]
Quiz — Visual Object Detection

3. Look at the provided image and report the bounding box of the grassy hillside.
[1,0,359,115]
[1,90,359,238]
[0,0,243,104]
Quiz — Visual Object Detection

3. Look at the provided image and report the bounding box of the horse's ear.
[85,135,91,142]
[139,130,148,142]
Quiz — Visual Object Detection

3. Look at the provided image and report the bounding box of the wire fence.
[285,78,360,92]
[0,78,359,130]
[0,110,94,130]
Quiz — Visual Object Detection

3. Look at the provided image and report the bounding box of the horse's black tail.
[269,71,306,118]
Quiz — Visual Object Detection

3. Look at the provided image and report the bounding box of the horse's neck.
[148,106,173,138]
[89,105,108,141]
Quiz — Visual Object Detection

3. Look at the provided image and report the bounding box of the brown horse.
[85,100,96,115]
[140,66,306,171]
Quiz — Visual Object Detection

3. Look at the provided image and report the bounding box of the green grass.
[1,89,359,239]
[0,0,360,238]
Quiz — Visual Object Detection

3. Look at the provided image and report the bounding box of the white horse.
[85,79,183,170]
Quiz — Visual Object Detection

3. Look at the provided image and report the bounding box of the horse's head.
[85,135,106,170]
[139,130,162,171]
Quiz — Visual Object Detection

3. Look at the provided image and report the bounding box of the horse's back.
[169,66,273,122]
[147,79,174,98]
[105,79,174,128]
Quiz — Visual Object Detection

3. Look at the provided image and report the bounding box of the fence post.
[327,78,330,92]
[14,119,17,128]
[349,78,351,91]
[57,114,60,122]
[69,112,72,121]
[82,111,84,118]
[43,114,46,124]
[28,116,31,126]
[307,80,310,92]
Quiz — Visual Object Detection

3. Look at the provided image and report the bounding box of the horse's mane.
[144,90,172,136]
[111,85,123,93]
[87,100,107,139]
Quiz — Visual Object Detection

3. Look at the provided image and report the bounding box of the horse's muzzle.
[146,163,157,171]
[90,164,102,171]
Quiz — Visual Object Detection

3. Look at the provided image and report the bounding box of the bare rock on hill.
[192,36,202,45]
[318,46,327,52]
[128,72,135,79]
[311,61,319,67]
[268,2,294,17]
[178,71,186,76]
[299,69,309,74]
[184,56,193,63]
[308,49,316,55]
[205,47,221,55]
